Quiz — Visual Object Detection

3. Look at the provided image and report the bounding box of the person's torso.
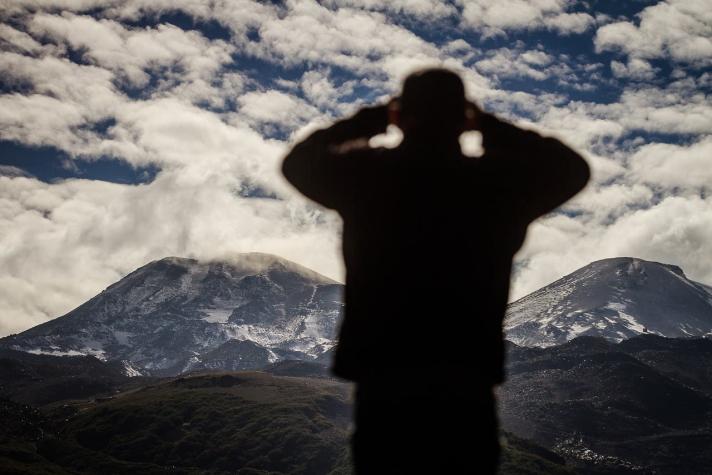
[334,145,527,381]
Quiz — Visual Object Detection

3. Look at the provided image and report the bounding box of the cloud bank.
[0,0,710,335]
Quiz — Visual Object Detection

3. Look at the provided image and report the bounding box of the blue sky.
[1,0,711,335]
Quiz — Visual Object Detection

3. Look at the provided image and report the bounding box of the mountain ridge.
[0,253,343,376]
[504,257,712,347]
[3,254,711,377]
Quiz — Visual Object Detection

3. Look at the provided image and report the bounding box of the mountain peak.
[586,256,686,279]
[143,253,338,285]
[505,257,712,347]
[2,253,343,375]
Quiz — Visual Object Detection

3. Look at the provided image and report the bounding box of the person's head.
[390,68,467,140]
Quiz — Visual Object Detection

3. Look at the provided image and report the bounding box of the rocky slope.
[4,255,711,379]
[499,334,712,474]
[0,253,343,376]
[4,334,711,474]
[504,257,712,347]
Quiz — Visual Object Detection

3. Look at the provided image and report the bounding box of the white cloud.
[1,0,711,338]
[533,102,626,152]
[0,23,47,54]
[458,0,594,36]
[512,195,712,299]
[520,50,552,66]
[475,48,551,81]
[628,136,712,190]
[237,90,322,130]
[610,58,657,81]
[106,0,275,38]
[594,0,712,64]
[1,0,111,16]
[605,84,712,135]
[249,0,441,81]
[323,0,456,19]
[474,46,603,95]
[29,12,235,88]
[0,52,120,151]
[299,70,359,113]
[0,165,33,178]
[574,183,655,221]
[545,11,595,34]
[0,169,345,336]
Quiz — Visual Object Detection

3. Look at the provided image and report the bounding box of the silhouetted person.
[282,68,590,473]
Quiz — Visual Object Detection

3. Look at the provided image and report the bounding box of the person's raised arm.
[475,107,590,223]
[282,105,388,210]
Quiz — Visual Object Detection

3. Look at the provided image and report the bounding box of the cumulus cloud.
[605,83,712,135]
[323,0,456,19]
[299,70,358,112]
[594,0,712,64]
[0,23,47,54]
[0,0,711,336]
[511,195,712,300]
[610,58,658,81]
[476,47,553,81]
[545,11,594,34]
[458,0,594,36]
[0,172,344,336]
[628,136,712,190]
[248,0,442,82]
[28,12,235,89]
[238,90,321,130]
[0,165,33,178]
[0,52,120,153]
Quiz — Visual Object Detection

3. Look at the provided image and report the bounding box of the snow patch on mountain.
[25,347,87,358]
[200,308,233,324]
[121,360,144,377]
[25,345,108,361]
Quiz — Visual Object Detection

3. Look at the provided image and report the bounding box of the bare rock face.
[505,257,712,347]
[0,253,343,376]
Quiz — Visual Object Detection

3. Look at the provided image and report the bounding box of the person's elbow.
[281,151,297,184]
[569,150,591,195]
[281,145,310,190]
[546,137,590,196]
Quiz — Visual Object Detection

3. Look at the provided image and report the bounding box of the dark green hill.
[0,349,136,406]
[61,372,353,474]
[0,368,569,474]
[501,335,712,474]
[1,372,353,474]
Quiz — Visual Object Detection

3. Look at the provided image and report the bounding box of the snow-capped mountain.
[505,257,712,347]
[0,253,343,375]
[3,254,710,374]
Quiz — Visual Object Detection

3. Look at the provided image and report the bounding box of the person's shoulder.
[339,145,394,164]
[468,149,505,173]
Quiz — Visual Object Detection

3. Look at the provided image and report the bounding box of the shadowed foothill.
[283,67,591,473]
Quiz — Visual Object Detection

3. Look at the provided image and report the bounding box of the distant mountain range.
[1,254,711,377]
[2,254,712,474]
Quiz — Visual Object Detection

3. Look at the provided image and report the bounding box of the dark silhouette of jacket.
[283,106,589,383]
[282,103,590,472]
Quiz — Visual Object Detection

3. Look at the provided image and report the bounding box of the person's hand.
[352,103,390,136]
[464,100,483,131]
[387,97,400,127]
